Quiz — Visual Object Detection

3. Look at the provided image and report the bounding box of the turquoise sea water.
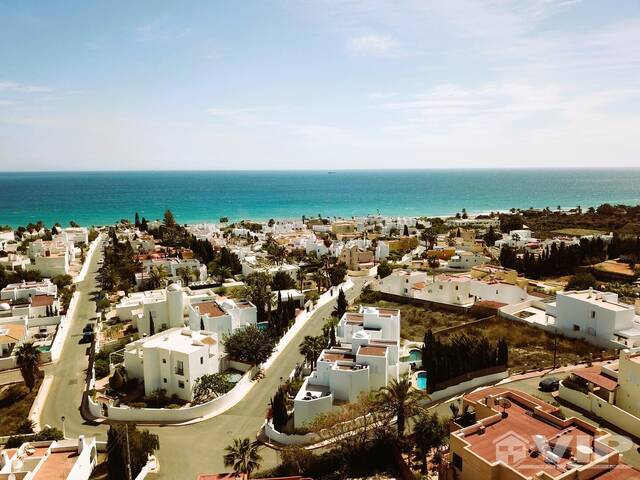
[1,169,639,227]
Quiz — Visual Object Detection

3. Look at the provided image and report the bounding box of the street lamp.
[61,415,66,438]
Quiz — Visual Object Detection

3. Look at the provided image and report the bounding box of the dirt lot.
[436,316,615,373]
[0,378,42,435]
[355,293,476,341]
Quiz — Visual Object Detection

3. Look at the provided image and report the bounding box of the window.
[591,311,596,319]
[162,358,166,364]
[175,360,184,376]
[200,357,204,365]
[439,285,443,290]
[178,380,185,389]
[452,453,463,471]
[573,324,580,331]
[163,378,167,383]
[455,285,459,291]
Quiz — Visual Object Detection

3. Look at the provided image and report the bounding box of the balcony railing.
[174,367,184,376]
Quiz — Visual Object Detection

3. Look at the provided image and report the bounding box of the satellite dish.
[498,398,512,417]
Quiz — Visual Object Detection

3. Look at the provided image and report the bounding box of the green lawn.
[0,378,42,436]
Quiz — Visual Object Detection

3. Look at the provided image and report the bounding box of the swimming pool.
[416,372,428,390]
[37,345,51,353]
[409,349,422,362]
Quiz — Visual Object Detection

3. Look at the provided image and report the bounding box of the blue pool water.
[416,372,428,390]
[409,349,422,362]
[37,345,51,353]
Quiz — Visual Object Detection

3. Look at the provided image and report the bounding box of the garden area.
[0,378,42,436]
[436,316,616,373]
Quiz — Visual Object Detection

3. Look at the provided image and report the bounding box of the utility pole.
[124,425,133,480]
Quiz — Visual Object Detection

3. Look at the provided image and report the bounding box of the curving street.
[37,240,368,478]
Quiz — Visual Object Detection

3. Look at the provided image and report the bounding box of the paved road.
[34,240,367,478]
[39,237,109,441]
[149,277,367,479]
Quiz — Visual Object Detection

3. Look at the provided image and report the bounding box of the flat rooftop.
[358,345,387,357]
[460,388,605,479]
[561,291,632,312]
[322,351,356,362]
[195,301,225,317]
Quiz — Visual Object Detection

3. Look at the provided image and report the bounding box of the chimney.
[78,435,85,454]
[588,287,593,298]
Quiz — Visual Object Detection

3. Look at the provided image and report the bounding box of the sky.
[0,0,639,171]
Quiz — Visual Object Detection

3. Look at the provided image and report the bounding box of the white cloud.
[346,34,399,56]
[0,81,51,93]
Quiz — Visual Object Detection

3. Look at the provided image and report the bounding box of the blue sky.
[1,0,639,170]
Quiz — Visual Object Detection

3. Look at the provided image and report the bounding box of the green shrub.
[94,358,110,379]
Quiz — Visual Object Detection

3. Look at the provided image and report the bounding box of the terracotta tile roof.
[32,450,79,480]
[0,322,26,345]
[31,294,54,307]
[593,464,640,479]
[195,301,225,317]
[358,345,387,356]
[573,366,618,391]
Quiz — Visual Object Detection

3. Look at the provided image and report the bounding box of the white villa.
[137,257,207,287]
[1,279,58,301]
[494,229,539,249]
[188,298,257,336]
[124,327,221,401]
[293,305,408,428]
[501,288,640,349]
[376,268,530,308]
[0,436,98,480]
[447,251,491,270]
[555,289,640,348]
[241,256,299,279]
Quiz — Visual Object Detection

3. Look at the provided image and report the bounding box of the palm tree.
[98,265,120,292]
[218,266,232,282]
[15,342,41,391]
[378,376,424,439]
[413,410,447,473]
[177,266,195,286]
[147,265,169,289]
[299,335,326,369]
[223,437,262,478]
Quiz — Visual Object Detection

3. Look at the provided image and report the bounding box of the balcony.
[174,367,184,376]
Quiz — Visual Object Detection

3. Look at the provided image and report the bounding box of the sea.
[1,169,639,227]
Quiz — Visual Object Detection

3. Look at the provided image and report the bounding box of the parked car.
[539,377,560,392]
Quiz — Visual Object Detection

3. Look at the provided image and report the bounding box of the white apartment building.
[186,223,221,241]
[418,275,474,306]
[293,306,407,429]
[553,289,640,348]
[241,256,299,279]
[494,229,539,249]
[124,327,221,401]
[188,298,257,336]
[61,227,89,245]
[0,436,98,479]
[0,253,31,271]
[447,251,490,270]
[1,280,58,301]
[137,257,207,286]
[377,270,428,297]
[115,283,218,336]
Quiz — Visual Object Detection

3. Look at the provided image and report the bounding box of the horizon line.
[4,166,640,174]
